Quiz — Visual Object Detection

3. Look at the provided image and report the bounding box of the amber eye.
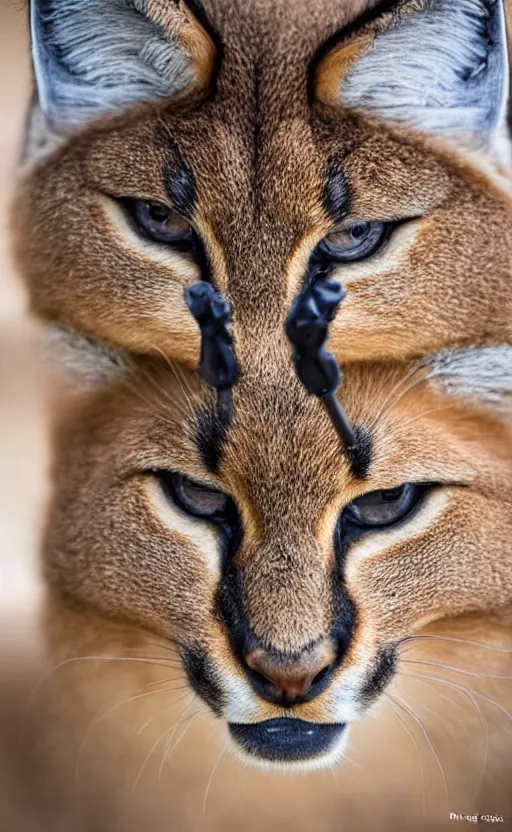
[131,200,194,246]
[343,484,427,529]
[158,472,229,520]
[320,221,388,262]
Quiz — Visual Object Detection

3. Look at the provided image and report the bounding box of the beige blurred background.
[0,1,45,617]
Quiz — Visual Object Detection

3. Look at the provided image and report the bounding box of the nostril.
[247,665,273,688]
[311,662,335,689]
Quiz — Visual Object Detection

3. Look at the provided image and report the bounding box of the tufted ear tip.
[29,0,217,133]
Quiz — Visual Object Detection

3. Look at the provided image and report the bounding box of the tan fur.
[13,608,509,831]
[21,350,511,825]
[39,352,511,708]
[13,0,512,366]
[8,0,512,821]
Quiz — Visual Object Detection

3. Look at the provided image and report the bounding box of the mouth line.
[228,717,346,763]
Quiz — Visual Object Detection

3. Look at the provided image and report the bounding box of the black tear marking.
[163,161,197,220]
[360,644,397,702]
[331,558,358,661]
[346,424,373,480]
[194,399,231,473]
[215,558,253,660]
[180,645,225,716]
[323,161,351,224]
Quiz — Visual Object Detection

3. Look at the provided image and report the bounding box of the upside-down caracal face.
[42,338,512,769]
[13,0,512,366]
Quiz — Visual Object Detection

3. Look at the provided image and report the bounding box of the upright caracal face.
[13,0,512,368]
[41,334,512,769]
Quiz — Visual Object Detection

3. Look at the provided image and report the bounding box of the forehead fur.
[16,0,512,382]
[43,350,512,660]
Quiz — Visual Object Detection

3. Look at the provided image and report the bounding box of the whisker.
[143,640,183,659]
[384,692,426,822]
[368,365,426,428]
[153,346,200,407]
[395,406,454,431]
[389,692,449,806]
[397,670,490,796]
[27,655,183,708]
[160,707,199,777]
[202,743,228,816]
[403,658,512,680]
[159,695,197,780]
[399,634,512,655]
[399,671,512,733]
[141,675,184,689]
[135,693,190,737]
[75,682,191,787]
[131,708,196,794]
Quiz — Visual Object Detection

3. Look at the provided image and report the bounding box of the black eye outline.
[155,471,242,554]
[317,220,392,264]
[157,471,228,520]
[342,483,432,534]
[123,199,195,251]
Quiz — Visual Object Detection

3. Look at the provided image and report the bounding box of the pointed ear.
[315,0,510,157]
[30,0,216,132]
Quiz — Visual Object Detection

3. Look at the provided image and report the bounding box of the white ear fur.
[341,0,510,157]
[424,345,512,414]
[30,0,193,131]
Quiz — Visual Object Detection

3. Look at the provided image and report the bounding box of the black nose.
[229,718,346,763]
[243,638,337,707]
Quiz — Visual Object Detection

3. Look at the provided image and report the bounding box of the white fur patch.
[30,0,192,129]
[424,346,512,410]
[44,325,131,389]
[99,196,201,279]
[345,489,451,579]
[144,478,222,574]
[342,0,509,148]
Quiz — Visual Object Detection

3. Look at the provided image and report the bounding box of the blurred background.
[0,1,45,619]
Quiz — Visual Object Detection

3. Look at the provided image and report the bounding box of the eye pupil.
[131,199,193,246]
[350,222,369,240]
[148,204,169,224]
[319,220,388,263]
[343,484,427,531]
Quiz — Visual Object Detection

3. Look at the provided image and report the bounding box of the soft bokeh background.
[0,1,45,616]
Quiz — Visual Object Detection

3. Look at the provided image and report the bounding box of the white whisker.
[399,634,512,654]
[75,682,190,787]
[403,658,512,681]
[390,692,449,806]
[202,743,227,816]
[384,692,426,823]
[27,654,182,708]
